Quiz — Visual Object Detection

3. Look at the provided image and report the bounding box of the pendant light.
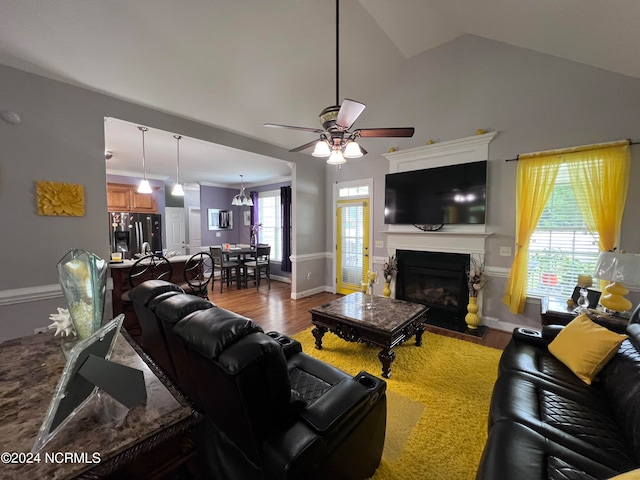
[231,174,253,206]
[171,134,185,196]
[137,126,152,194]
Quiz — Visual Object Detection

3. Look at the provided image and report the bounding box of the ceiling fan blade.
[264,123,325,134]
[289,139,321,153]
[356,127,415,138]
[336,99,366,130]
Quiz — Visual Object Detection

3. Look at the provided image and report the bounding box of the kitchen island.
[109,255,192,342]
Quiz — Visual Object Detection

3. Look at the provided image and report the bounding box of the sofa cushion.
[129,279,184,307]
[174,307,263,361]
[489,371,636,471]
[499,335,591,390]
[155,293,214,325]
[599,324,640,463]
[476,420,621,480]
[548,314,627,384]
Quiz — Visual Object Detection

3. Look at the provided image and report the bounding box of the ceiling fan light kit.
[343,141,363,158]
[312,140,331,157]
[264,0,414,164]
[137,126,153,194]
[327,150,346,165]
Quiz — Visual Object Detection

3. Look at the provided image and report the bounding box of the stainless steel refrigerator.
[108,212,163,258]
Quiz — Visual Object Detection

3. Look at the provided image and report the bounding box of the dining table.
[221,245,257,288]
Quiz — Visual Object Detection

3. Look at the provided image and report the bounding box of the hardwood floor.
[207,280,512,350]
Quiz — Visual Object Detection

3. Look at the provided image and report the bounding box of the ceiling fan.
[264,0,414,164]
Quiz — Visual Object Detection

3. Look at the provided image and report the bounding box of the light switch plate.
[499,246,512,257]
[375,241,384,248]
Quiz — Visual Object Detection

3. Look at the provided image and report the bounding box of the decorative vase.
[57,249,107,340]
[250,231,256,248]
[383,282,391,298]
[465,296,481,330]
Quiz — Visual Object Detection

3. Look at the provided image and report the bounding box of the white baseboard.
[291,285,332,300]
[481,315,523,333]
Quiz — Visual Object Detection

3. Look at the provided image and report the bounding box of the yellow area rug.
[293,328,502,480]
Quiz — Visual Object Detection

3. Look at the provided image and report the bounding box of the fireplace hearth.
[396,250,471,332]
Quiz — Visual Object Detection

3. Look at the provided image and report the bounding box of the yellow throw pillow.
[608,469,640,480]
[548,314,627,385]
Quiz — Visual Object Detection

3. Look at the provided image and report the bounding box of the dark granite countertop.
[0,331,197,479]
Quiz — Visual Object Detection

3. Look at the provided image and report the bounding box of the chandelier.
[231,175,253,206]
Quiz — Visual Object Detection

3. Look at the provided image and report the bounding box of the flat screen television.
[384,160,487,225]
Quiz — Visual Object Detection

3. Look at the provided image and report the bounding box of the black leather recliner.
[477,305,640,480]
[129,280,387,480]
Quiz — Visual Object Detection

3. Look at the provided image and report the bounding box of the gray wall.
[3,32,640,338]
[0,63,324,340]
[327,35,640,329]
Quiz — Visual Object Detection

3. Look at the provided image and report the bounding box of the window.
[527,163,600,298]
[257,190,282,262]
[339,185,369,198]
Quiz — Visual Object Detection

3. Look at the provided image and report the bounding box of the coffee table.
[309,292,429,378]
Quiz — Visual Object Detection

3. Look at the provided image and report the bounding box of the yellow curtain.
[503,156,560,314]
[564,141,630,252]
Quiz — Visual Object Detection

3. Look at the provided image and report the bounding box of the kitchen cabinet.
[107,182,158,213]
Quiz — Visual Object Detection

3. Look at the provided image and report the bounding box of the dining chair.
[243,245,271,290]
[123,253,173,303]
[120,253,173,341]
[178,252,213,298]
[210,246,240,292]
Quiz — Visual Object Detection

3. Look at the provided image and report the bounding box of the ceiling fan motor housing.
[320,105,342,131]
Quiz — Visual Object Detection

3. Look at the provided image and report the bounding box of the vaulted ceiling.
[2,0,639,186]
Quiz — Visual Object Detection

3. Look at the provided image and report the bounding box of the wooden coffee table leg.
[312,325,327,350]
[415,322,425,346]
[378,348,396,378]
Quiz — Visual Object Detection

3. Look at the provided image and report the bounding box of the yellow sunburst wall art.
[36,181,85,216]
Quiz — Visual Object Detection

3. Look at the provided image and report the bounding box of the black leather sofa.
[477,307,640,480]
[129,280,387,480]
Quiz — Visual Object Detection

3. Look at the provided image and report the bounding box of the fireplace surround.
[396,250,470,330]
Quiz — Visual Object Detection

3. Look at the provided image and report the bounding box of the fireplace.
[396,250,470,331]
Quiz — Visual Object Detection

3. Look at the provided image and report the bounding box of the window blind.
[527,163,600,298]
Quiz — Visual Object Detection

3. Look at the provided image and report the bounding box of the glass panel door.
[336,199,369,294]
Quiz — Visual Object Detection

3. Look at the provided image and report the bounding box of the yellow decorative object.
[387,147,396,153]
[475,129,486,135]
[577,274,593,287]
[36,181,85,216]
[383,282,391,298]
[465,296,480,329]
[548,314,626,384]
[426,140,435,145]
[600,282,633,312]
[608,468,640,479]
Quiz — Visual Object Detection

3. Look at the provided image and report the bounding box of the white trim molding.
[0,284,63,306]
[383,132,498,172]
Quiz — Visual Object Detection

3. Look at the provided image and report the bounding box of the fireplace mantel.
[383,229,491,255]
